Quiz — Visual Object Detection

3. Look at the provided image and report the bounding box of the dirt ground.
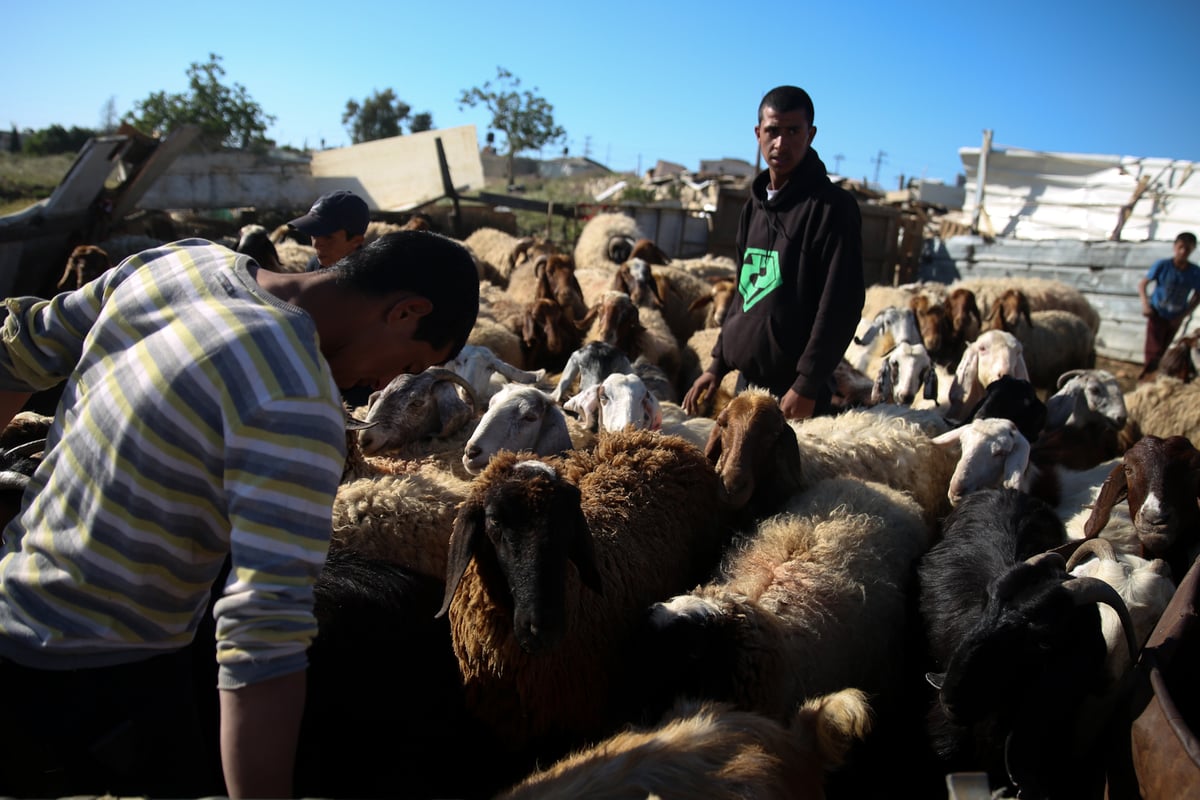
[1095,355,1142,394]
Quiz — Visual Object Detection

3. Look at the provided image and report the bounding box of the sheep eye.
[522,412,539,423]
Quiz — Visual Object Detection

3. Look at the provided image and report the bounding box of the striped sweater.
[0,240,345,688]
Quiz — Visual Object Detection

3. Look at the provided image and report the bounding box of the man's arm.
[1138,277,1152,316]
[219,670,306,799]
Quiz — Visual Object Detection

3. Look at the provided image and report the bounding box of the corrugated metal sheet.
[919,236,1197,363]
[958,147,1199,243]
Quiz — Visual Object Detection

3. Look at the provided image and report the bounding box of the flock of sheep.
[9,213,1200,799]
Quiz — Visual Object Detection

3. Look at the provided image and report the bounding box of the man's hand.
[780,389,816,421]
[683,372,720,415]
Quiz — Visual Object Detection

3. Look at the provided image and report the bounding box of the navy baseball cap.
[288,190,370,238]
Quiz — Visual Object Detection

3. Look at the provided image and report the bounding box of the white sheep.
[462,228,536,285]
[563,371,661,433]
[462,384,594,475]
[1121,375,1200,448]
[438,430,732,758]
[444,344,545,403]
[642,477,931,725]
[572,212,645,273]
[947,329,1029,418]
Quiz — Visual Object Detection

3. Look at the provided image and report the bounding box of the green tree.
[8,125,19,154]
[99,96,120,134]
[409,112,434,134]
[22,124,96,156]
[458,67,565,184]
[123,54,275,151]
[342,89,409,144]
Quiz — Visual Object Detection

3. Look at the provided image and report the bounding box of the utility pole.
[971,129,993,235]
[833,153,845,174]
[871,150,888,187]
[583,135,592,159]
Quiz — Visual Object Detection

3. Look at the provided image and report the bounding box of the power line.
[871,150,888,187]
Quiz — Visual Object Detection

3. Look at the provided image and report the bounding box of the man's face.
[755,106,816,187]
[324,294,453,392]
[313,230,365,267]
[1174,238,1196,267]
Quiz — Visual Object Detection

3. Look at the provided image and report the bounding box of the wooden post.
[1110,175,1151,242]
[971,129,992,236]
[434,137,463,239]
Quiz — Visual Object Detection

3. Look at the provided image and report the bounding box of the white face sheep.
[437,430,732,760]
[948,329,1029,418]
[870,341,938,406]
[918,488,1137,799]
[933,417,1032,506]
[549,340,633,405]
[356,367,480,456]
[461,384,575,475]
[563,372,662,433]
[444,344,545,403]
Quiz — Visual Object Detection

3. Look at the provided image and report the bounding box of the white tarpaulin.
[959,146,1199,243]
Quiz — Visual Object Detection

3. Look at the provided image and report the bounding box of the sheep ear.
[871,360,892,405]
[688,294,714,313]
[434,383,473,438]
[1012,354,1031,382]
[561,485,603,594]
[645,393,663,431]
[951,347,978,405]
[923,364,939,400]
[703,418,723,464]
[1001,432,1031,489]
[438,502,484,618]
[1084,461,1129,539]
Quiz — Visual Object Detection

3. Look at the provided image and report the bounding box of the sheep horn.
[1024,551,1067,571]
[1064,538,1118,573]
[425,367,482,413]
[4,439,46,460]
[1063,575,1140,664]
[344,415,377,432]
[1056,369,1086,390]
[925,671,946,690]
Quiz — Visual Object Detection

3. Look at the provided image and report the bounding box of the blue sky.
[6,0,1199,189]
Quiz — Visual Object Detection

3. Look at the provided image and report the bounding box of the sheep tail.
[795,687,873,771]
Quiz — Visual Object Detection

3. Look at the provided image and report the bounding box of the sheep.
[295,549,512,800]
[1121,375,1200,449]
[0,439,44,532]
[495,691,872,800]
[961,375,1047,444]
[56,244,111,291]
[462,384,594,475]
[1065,538,1177,684]
[869,341,940,407]
[918,488,1137,799]
[658,400,716,450]
[688,276,737,330]
[1156,331,1200,382]
[911,288,981,370]
[860,281,947,322]
[437,430,732,759]
[563,371,661,433]
[951,275,1101,334]
[462,227,537,286]
[354,367,480,456]
[549,340,633,405]
[829,358,878,412]
[649,264,724,343]
[703,388,955,526]
[845,305,923,373]
[234,224,281,271]
[1032,368,1126,469]
[638,477,931,727]
[947,329,1029,419]
[581,284,681,388]
[572,211,645,273]
[444,343,545,403]
[519,295,585,372]
[1082,434,1200,582]
[504,253,588,321]
[328,461,471,581]
[981,289,1097,389]
[632,355,678,405]
[272,238,317,273]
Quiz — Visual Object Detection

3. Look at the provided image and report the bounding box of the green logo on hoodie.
[740,248,782,311]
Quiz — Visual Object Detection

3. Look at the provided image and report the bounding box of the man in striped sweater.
[0,231,479,798]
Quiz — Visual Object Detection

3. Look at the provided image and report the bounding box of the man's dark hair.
[333,230,480,359]
[1177,231,1197,248]
[758,85,815,126]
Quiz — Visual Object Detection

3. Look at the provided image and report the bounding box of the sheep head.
[358,368,479,455]
[58,245,111,290]
[702,389,804,513]
[1084,435,1200,572]
[438,455,602,653]
[462,385,573,475]
[933,417,1031,505]
[564,372,662,433]
[534,253,588,324]
[1045,369,1126,431]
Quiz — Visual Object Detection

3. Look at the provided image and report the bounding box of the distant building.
[538,156,611,180]
[650,160,687,180]
[698,158,755,179]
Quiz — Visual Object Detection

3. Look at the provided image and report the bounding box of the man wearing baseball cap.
[288,190,371,271]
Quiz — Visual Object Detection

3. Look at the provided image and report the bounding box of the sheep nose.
[465,444,481,460]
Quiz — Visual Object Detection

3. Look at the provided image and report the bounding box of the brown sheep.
[57,245,111,291]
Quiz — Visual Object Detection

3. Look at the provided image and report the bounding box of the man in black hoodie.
[683,85,864,420]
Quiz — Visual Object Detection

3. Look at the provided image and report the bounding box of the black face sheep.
[918,488,1137,799]
[437,429,732,761]
[495,690,872,800]
[962,374,1046,444]
[234,224,281,272]
[1084,434,1200,581]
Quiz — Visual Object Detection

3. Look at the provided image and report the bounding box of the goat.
[948,329,1029,418]
[563,371,662,433]
[356,368,480,456]
[462,384,591,475]
[234,224,281,271]
[549,341,633,405]
[918,488,1137,798]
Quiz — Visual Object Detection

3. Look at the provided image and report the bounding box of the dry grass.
[0,152,74,216]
